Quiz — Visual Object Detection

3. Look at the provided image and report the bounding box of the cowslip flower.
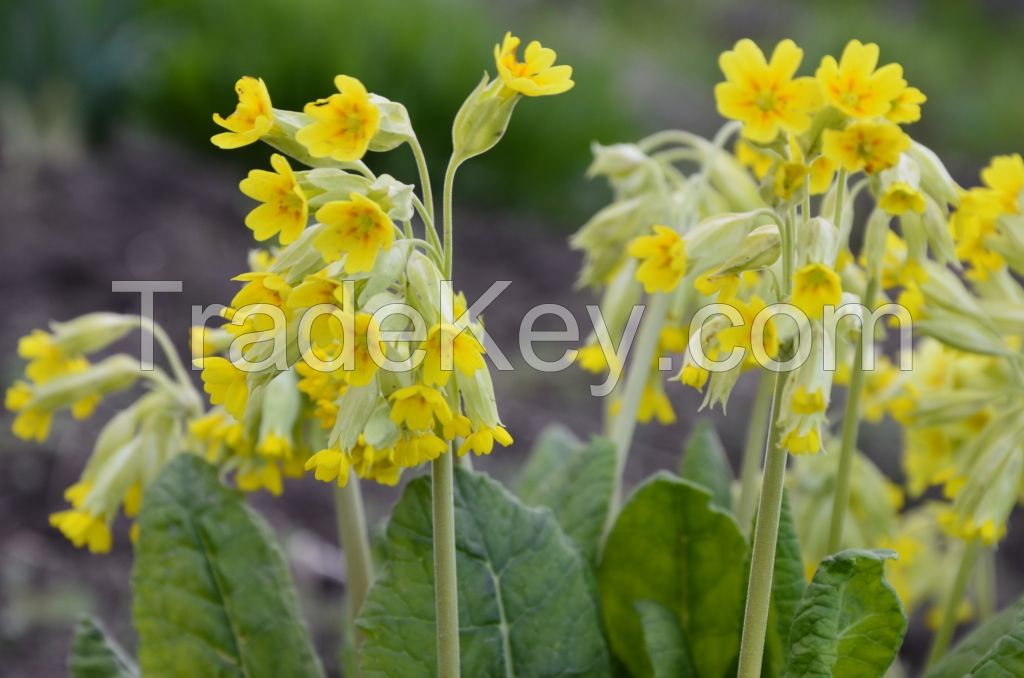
[458,423,513,457]
[822,120,910,174]
[239,154,308,245]
[389,384,454,430]
[816,40,906,119]
[735,140,774,180]
[792,263,842,320]
[782,426,821,454]
[494,32,574,97]
[199,357,249,419]
[49,509,112,554]
[714,39,822,143]
[212,77,274,149]
[879,182,926,215]
[314,193,396,273]
[305,447,352,487]
[296,75,380,162]
[980,153,1024,214]
[393,432,448,467]
[628,225,687,293]
[420,324,486,387]
[886,86,927,124]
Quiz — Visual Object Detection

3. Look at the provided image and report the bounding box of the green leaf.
[785,549,906,678]
[598,473,748,678]
[358,466,611,677]
[132,454,323,678]
[69,616,137,678]
[679,421,733,511]
[636,600,697,678]
[927,595,1024,678]
[515,424,617,564]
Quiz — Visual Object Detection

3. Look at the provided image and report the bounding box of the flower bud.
[451,74,519,164]
[329,383,381,452]
[406,250,444,326]
[459,365,500,428]
[367,94,415,152]
[715,223,781,276]
[47,313,139,356]
[28,355,139,411]
[909,141,960,208]
[684,210,769,272]
[797,217,839,267]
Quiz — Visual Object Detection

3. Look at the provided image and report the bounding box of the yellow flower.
[576,344,611,374]
[342,312,386,387]
[304,447,352,487]
[792,263,842,320]
[628,225,687,294]
[393,432,448,467]
[230,271,292,310]
[792,386,826,414]
[715,39,822,143]
[822,120,910,175]
[49,510,112,554]
[494,32,574,97]
[350,437,401,486]
[679,363,709,391]
[442,414,472,441]
[816,40,906,119]
[314,193,396,273]
[735,140,774,180]
[296,75,380,162]
[212,76,274,149]
[199,357,249,419]
[695,271,741,300]
[236,462,284,496]
[809,156,836,194]
[6,381,52,442]
[257,433,292,459]
[239,154,308,245]
[389,384,454,430]
[886,86,927,124]
[879,182,926,215]
[718,296,778,361]
[637,380,675,425]
[773,160,808,201]
[981,153,1024,215]
[782,427,821,454]
[458,423,513,457]
[420,324,486,387]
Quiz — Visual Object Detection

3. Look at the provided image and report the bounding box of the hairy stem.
[432,451,460,677]
[411,136,435,219]
[927,539,980,668]
[736,371,788,678]
[334,478,374,619]
[737,370,775,530]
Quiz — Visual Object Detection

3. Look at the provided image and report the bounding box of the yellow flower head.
[637,380,676,425]
[340,312,385,387]
[494,32,574,97]
[628,224,687,294]
[49,509,112,554]
[782,427,821,455]
[773,160,809,201]
[679,363,710,391]
[199,357,249,419]
[394,432,448,467]
[239,154,308,245]
[792,385,826,414]
[296,75,380,162]
[816,40,906,119]
[458,423,513,457]
[314,193,396,273]
[236,462,284,496]
[886,86,927,124]
[212,76,274,149]
[230,271,292,310]
[792,263,842,320]
[420,324,486,387]
[6,380,52,442]
[718,296,779,361]
[389,384,454,431]
[304,447,352,487]
[879,182,926,215]
[809,156,836,194]
[576,343,612,374]
[715,39,823,143]
[735,140,774,180]
[822,120,910,175]
[981,153,1024,215]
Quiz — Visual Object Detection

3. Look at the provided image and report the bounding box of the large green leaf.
[69,616,137,678]
[515,424,616,564]
[636,600,697,678]
[927,595,1024,678]
[785,549,906,678]
[358,466,611,677]
[132,454,323,678]
[598,473,747,678]
[679,421,733,511]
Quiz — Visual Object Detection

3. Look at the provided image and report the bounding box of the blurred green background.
[3,0,1023,225]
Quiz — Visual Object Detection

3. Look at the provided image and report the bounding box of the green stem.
[926,539,980,669]
[442,159,459,279]
[334,478,374,619]
[737,370,775,530]
[826,272,880,552]
[432,451,460,677]
[832,168,847,229]
[976,547,996,621]
[410,136,435,218]
[736,371,789,678]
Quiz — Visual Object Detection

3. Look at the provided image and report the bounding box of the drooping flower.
[715,39,823,143]
[879,182,926,215]
[296,75,380,162]
[305,447,352,487]
[458,423,513,457]
[420,324,486,387]
[239,154,308,245]
[314,193,396,273]
[393,432,448,467]
[735,140,774,180]
[782,427,821,455]
[389,384,454,431]
[494,32,574,97]
[49,510,112,554]
[792,263,843,320]
[6,381,52,442]
[886,86,927,125]
[980,153,1024,215]
[199,357,249,419]
[822,120,910,174]
[212,77,275,149]
[816,40,906,119]
[628,225,687,294]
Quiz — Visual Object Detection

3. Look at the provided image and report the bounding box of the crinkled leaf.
[515,424,616,563]
[927,595,1024,678]
[69,616,137,678]
[132,454,323,678]
[679,420,733,511]
[785,549,906,678]
[598,473,747,678]
[636,600,697,678]
[358,466,610,677]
